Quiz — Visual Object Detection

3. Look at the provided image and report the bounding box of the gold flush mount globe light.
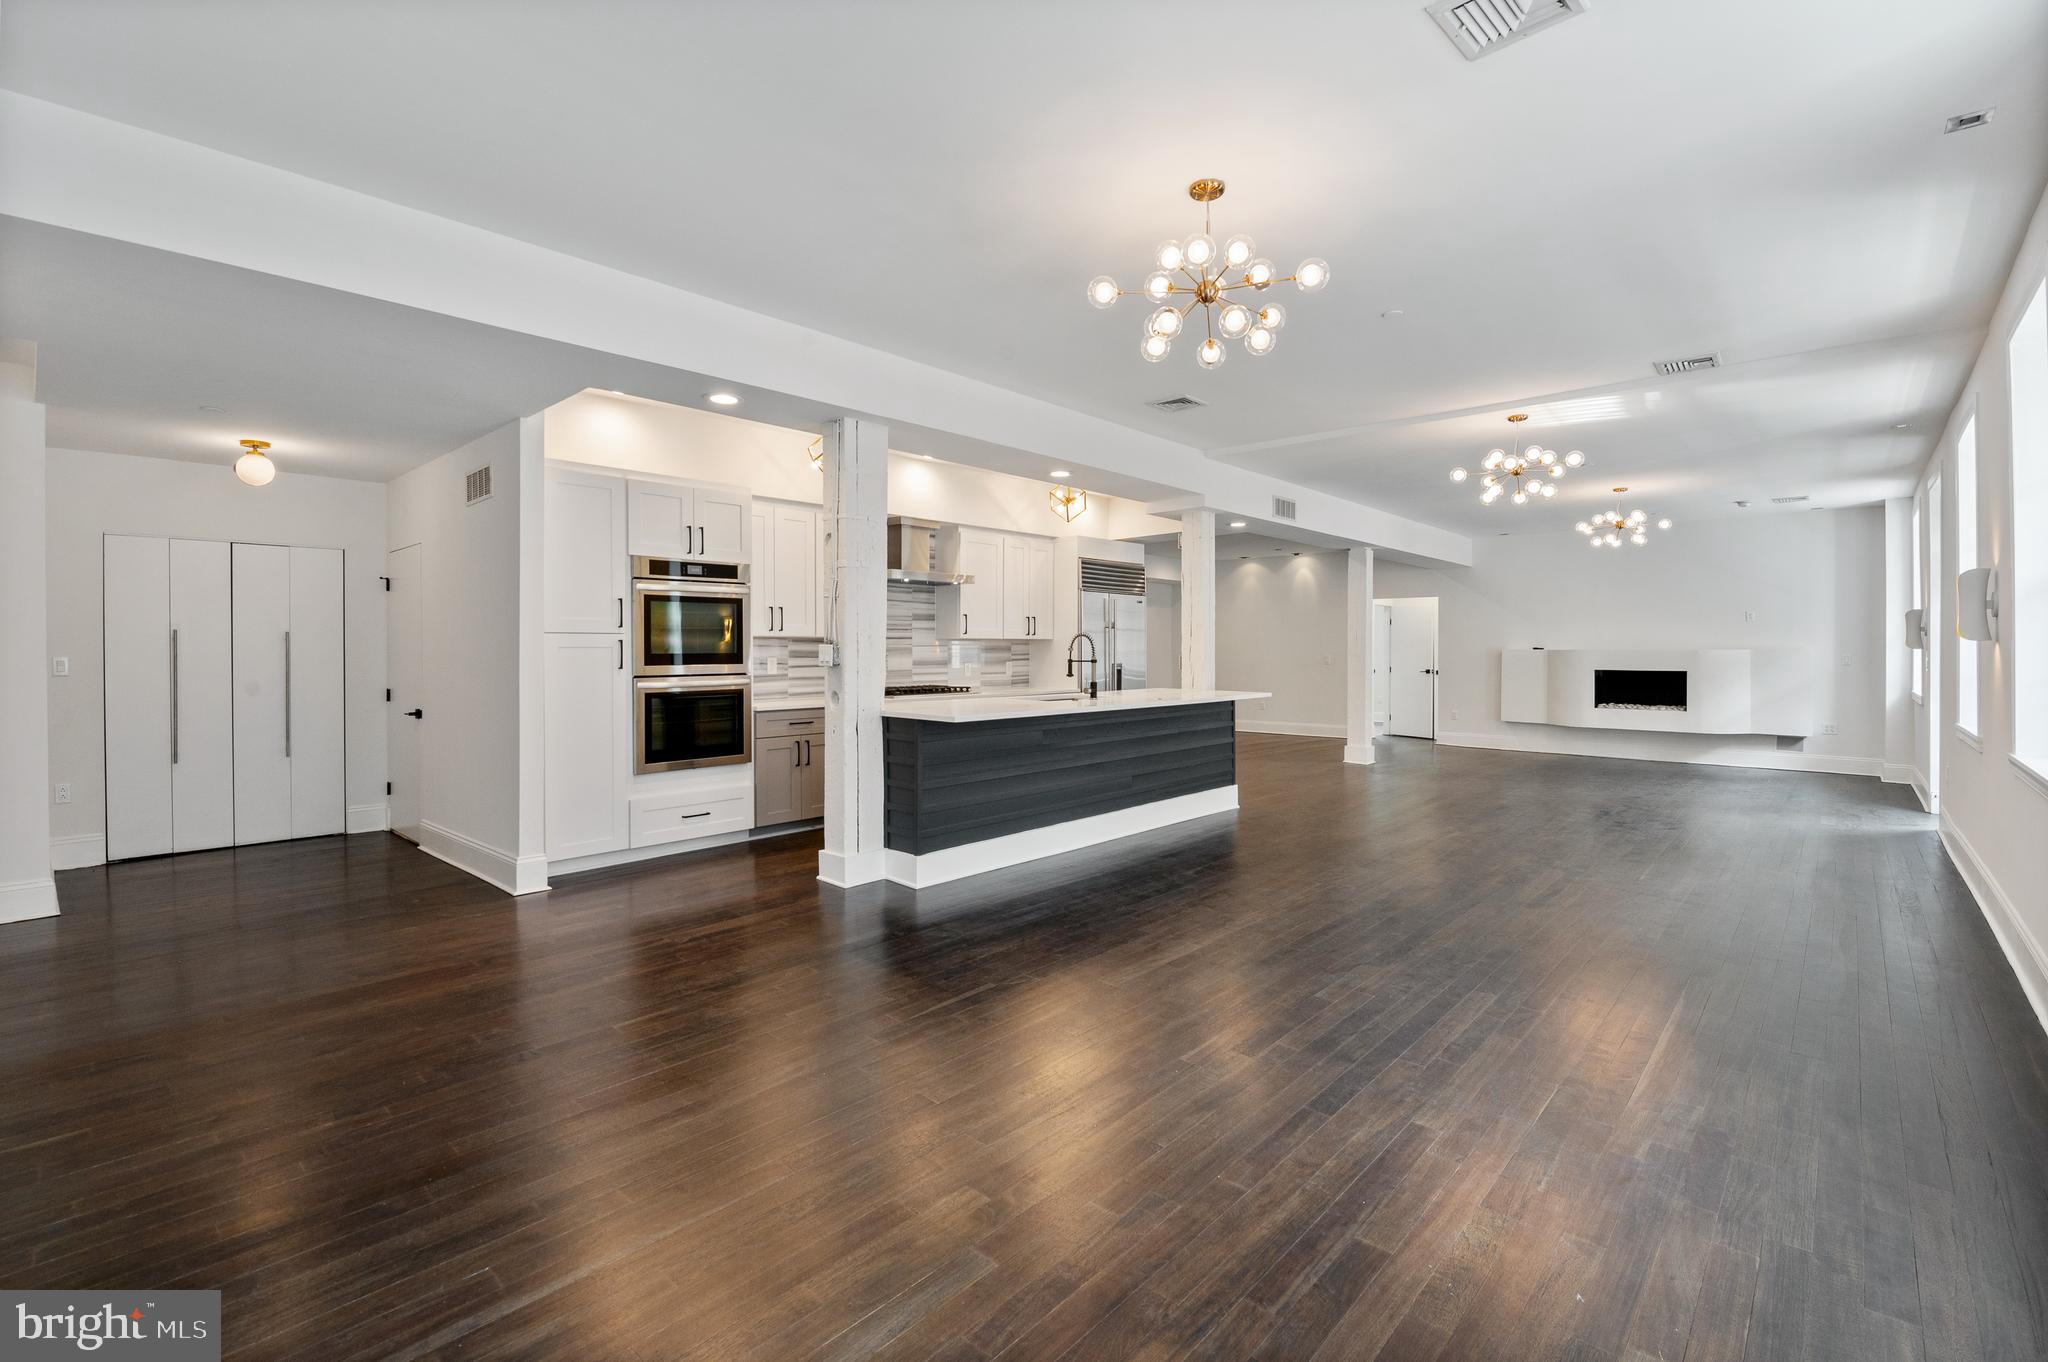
[1087,179,1328,368]
[1049,483,1089,523]
[234,438,276,487]
[1576,488,1673,547]
[1450,414,1583,506]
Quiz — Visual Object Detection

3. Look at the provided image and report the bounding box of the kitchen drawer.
[756,708,824,739]
[629,790,752,848]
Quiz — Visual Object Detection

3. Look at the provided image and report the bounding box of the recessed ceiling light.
[1229,520,1247,528]
[1380,309,1404,319]
[1050,469,1072,479]
[707,392,741,406]
[1892,423,1909,430]
[198,404,226,414]
[919,454,936,462]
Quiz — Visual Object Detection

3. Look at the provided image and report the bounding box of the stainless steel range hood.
[887,517,973,585]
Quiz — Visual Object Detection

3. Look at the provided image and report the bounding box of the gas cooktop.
[883,684,976,697]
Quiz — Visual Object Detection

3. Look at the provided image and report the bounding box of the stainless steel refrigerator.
[1077,559,1146,691]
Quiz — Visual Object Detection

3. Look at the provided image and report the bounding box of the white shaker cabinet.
[545,467,628,632]
[626,477,751,562]
[543,633,630,860]
[751,500,821,637]
[939,528,1055,641]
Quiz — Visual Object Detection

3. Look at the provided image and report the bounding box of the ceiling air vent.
[465,465,493,505]
[1771,495,1810,505]
[1150,395,1206,413]
[1426,0,1588,61]
[1271,496,1298,521]
[1652,352,1721,377]
[1945,108,1994,134]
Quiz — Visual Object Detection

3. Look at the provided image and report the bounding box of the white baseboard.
[50,833,106,870]
[1909,775,1934,813]
[0,876,60,924]
[1436,730,1883,778]
[415,821,550,896]
[347,803,390,834]
[1939,809,2048,1037]
[818,847,887,888]
[1882,762,1914,786]
[551,829,755,879]
[882,785,1238,889]
[1236,720,1347,739]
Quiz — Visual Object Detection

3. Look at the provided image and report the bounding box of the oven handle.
[633,579,751,598]
[634,677,754,694]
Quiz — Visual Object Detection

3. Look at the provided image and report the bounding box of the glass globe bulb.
[1183,233,1216,269]
[1564,450,1585,467]
[1145,271,1174,302]
[1512,490,1528,505]
[1658,518,1672,529]
[235,451,276,486]
[1480,473,1498,487]
[1526,478,1543,494]
[1590,537,1603,548]
[1218,303,1253,337]
[1258,303,1286,331]
[1484,449,1505,469]
[1295,257,1330,291]
[1155,239,1184,271]
[1539,449,1556,465]
[1223,234,1256,269]
[1148,306,1183,338]
[1450,467,1469,483]
[1245,325,1276,355]
[1197,337,1226,369]
[1575,522,1591,534]
[1245,258,1276,288]
[1632,533,1648,545]
[1140,333,1171,363]
[1086,275,1119,309]
[1606,533,1620,546]
[1541,483,1558,497]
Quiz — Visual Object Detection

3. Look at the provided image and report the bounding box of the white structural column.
[1345,546,1377,766]
[1178,509,1217,692]
[818,417,890,887]
[0,351,56,922]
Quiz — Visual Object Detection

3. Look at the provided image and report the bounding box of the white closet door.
[288,546,346,838]
[104,535,173,860]
[233,543,293,844]
[169,539,234,852]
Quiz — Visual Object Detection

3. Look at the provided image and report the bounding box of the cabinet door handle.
[963,612,969,634]
[617,638,624,670]
[793,741,801,769]
[170,628,179,765]
[284,630,292,758]
[680,810,710,820]
[617,596,624,628]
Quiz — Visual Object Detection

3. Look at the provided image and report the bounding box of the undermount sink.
[1034,694,1088,703]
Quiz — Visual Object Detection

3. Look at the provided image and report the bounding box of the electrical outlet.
[50,656,69,677]
[1820,723,1840,736]
[1744,610,1756,623]
[54,783,71,805]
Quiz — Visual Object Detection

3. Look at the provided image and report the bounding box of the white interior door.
[387,543,424,842]
[1386,597,1438,740]
[233,543,293,844]
[104,534,173,860]
[289,546,346,838]
[1371,604,1393,729]
[169,538,234,852]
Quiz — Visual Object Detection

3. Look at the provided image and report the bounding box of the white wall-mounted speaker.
[1903,608,1926,650]
[1957,566,1999,642]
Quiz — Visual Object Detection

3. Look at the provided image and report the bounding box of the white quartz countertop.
[879,688,1269,724]
[753,696,826,713]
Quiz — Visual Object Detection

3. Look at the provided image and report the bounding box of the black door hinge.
[386,781,392,796]
[380,576,391,591]
[385,688,392,701]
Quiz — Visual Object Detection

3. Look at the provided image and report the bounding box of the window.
[1911,491,1924,701]
[1957,413,1979,741]
[2011,279,2048,784]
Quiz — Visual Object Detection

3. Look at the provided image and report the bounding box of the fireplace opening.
[1594,668,1687,711]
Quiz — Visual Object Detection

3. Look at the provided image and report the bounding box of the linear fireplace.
[1594,668,1687,711]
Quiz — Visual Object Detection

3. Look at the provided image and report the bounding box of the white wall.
[1881,496,1917,788]
[1374,508,1886,773]
[1215,551,1350,736]
[387,421,544,893]
[1920,182,2048,1033]
[1,364,55,921]
[43,446,389,868]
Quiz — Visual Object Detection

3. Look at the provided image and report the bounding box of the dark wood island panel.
[884,701,1237,854]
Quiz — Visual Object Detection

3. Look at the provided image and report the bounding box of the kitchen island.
[880,688,1267,887]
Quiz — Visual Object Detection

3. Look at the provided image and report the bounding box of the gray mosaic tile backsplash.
[752,582,1034,701]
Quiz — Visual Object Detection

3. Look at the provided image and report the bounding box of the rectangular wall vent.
[465,465,493,505]
[1271,496,1298,521]
[1150,395,1206,413]
[1426,0,1588,61]
[1652,352,1721,376]
[1770,495,1810,504]
[1944,108,1995,134]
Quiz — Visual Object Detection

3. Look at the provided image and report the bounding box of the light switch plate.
[50,656,68,676]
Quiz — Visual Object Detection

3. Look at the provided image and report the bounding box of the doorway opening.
[1376,596,1438,740]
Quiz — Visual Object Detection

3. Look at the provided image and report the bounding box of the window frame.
[2007,276,2048,799]
[1955,405,1981,747]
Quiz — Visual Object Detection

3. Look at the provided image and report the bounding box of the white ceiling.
[2,0,2043,532]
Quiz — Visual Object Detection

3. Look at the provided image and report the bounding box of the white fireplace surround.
[1500,648,1812,737]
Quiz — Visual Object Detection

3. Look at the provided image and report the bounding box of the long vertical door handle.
[170,628,179,765]
[805,739,813,767]
[963,613,968,635]
[793,741,800,769]
[284,630,292,757]
[617,596,624,628]
[617,638,624,670]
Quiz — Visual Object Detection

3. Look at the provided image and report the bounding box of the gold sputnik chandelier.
[1450,414,1583,505]
[1577,489,1673,548]
[1087,179,1328,369]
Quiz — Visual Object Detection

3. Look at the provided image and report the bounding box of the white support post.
[818,417,889,887]
[0,352,56,922]
[1178,509,1216,692]
[1345,546,1377,766]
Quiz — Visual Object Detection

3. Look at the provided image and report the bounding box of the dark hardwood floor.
[5,735,2046,1361]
